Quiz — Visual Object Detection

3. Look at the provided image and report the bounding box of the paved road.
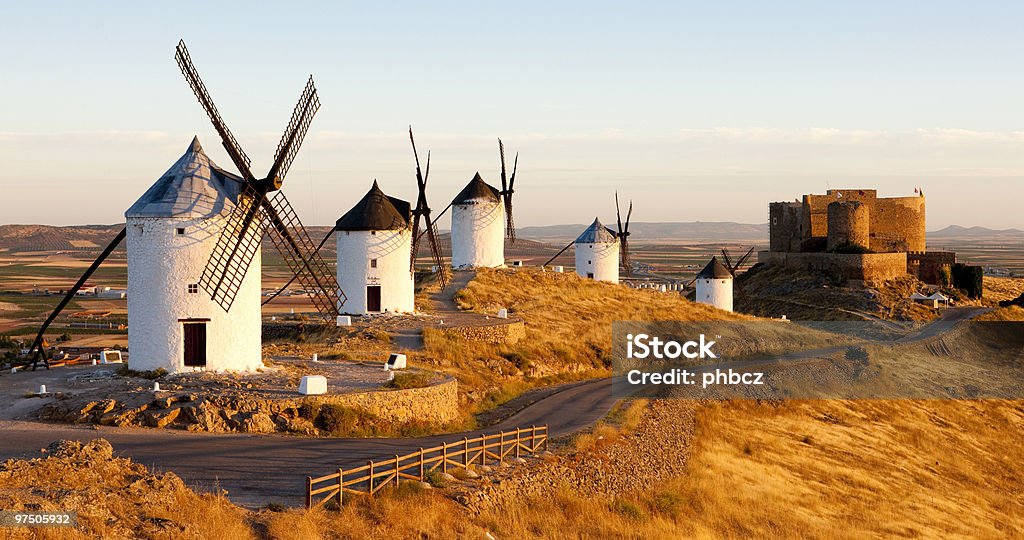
[0,307,987,508]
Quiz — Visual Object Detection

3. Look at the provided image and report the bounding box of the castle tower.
[124,137,263,373]
[827,200,870,251]
[695,257,733,312]
[450,173,505,269]
[574,218,620,284]
[335,181,414,315]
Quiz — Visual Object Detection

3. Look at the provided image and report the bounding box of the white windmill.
[125,137,264,372]
[695,257,734,312]
[334,129,447,315]
[335,181,414,315]
[23,41,341,373]
[449,140,518,269]
[572,218,620,283]
[543,194,633,285]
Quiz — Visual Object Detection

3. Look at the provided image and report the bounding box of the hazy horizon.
[3,2,1024,229]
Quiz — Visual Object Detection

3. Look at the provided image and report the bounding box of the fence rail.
[306,424,548,509]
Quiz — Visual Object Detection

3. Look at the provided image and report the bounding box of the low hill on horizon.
[1,222,1022,253]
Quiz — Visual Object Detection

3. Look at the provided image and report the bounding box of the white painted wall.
[575,241,620,284]
[696,277,734,312]
[126,216,263,373]
[336,228,414,315]
[451,201,505,268]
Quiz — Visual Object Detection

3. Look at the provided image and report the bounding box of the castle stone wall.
[907,251,956,285]
[769,202,803,252]
[757,251,908,282]
[826,201,870,251]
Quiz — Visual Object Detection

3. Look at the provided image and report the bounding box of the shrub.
[423,469,449,488]
[611,497,646,521]
[297,400,321,420]
[650,490,684,519]
[115,365,167,379]
[385,371,433,390]
[314,404,362,434]
[367,330,391,343]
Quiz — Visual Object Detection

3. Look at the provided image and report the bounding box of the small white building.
[125,137,263,373]
[335,181,415,315]
[450,173,505,269]
[574,218,620,284]
[695,257,733,312]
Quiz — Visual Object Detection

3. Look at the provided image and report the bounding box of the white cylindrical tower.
[450,173,505,269]
[574,218,620,284]
[125,137,263,373]
[335,181,414,315]
[695,257,734,312]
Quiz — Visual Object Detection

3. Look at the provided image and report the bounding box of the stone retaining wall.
[439,319,525,344]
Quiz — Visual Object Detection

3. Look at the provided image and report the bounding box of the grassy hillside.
[415,268,753,411]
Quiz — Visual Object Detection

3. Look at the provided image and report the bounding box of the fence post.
[480,435,486,466]
[442,442,448,474]
[394,455,400,488]
[342,469,350,512]
[305,476,312,509]
[515,427,521,459]
[531,425,537,453]
[463,437,469,468]
[543,425,549,451]
[368,461,374,495]
[499,431,505,464]
[419,448,425,480]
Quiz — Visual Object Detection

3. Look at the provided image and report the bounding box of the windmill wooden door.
[366,286,382,312]
[183,321,207,367]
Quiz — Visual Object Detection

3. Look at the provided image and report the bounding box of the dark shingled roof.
[697,257,733,279]
[452,173,501,205]
[126,136,244,218]
[335,181,411,231]
[574,218,618,244]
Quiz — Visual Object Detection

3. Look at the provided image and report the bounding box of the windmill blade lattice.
[263,191,343,316]
[198,183,268,311]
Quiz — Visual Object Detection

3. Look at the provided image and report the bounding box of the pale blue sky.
[2,1,1023,228]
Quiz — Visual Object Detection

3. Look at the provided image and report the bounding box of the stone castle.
[760,189,955,284]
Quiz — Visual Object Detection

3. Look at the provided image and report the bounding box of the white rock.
[152,382,161,392]
[336,315,352,327]
[497,308,508,319]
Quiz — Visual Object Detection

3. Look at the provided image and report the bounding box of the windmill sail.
[176,40,341,320]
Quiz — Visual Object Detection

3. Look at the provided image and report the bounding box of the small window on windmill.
[188,284,199,294]
[371,231,377,235]
[370,259,378,268]
[176,227,186,235]
[588,260,592,265]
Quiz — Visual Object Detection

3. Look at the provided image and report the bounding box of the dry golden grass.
[574,398,650,452]
[977,305,1024,321]
[983,276,1024,303]
[0,440,254,540]
[414,268,752,414]
[669,400,1024,538]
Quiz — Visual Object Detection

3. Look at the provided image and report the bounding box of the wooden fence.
[306,424,548,509]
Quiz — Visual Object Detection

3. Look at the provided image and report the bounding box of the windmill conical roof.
[452,173,501,205]
[126,137,244,219]
[574,218,618,244]
[335,180,411,231]
[697,257,733,279]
